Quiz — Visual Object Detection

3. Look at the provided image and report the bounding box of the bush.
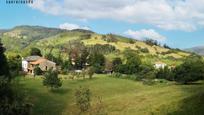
[140,48,149,53]
[34,66,43,76]
[129,74,139,81]
[75,87,91,113]
[91,96,107,115]
[87,67,95,79]
[43,69,62,90]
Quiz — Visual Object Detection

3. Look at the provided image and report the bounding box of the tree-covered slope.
[1,25,66,52]
[0,25,190,65]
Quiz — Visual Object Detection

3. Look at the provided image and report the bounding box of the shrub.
[129,74,138,81]
[91,96,107,115]
[34,66,43,76]
[140,48,149,53]
[87,67,95,79]
[75,87,91,113]
[43,69,62,90]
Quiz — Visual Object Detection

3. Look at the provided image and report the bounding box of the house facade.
[154,61,167,69]
[22,56,56,75]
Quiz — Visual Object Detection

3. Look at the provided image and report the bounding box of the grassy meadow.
[17,75,204,115]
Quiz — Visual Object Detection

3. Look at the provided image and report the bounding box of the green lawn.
[18,75,204,115]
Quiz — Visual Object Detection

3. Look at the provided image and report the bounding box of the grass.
[17,74,204,115]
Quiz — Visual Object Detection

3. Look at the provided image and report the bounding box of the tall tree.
[67,41,89,69]
[125,54,141,74]
[0,39,9,78]
[88,53,105,73]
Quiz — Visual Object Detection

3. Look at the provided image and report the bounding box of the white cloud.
[59,23,90,30]
[30,0,204,31]
[124,29,166,42]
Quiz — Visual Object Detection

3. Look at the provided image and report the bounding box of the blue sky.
[0,0,204,49]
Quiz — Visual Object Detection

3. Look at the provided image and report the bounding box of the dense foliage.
[156,66,173,81]
[88,52,105,73]
[0,39,32,115]
[30,47,42,56]
[0,40,10,77]
[174,55,204,84]
[144,39,160,46]
[67,41,89,69]
[43,69,62,90]
[88,44,116,54]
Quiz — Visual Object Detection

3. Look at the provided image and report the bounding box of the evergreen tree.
[0,39,10,78]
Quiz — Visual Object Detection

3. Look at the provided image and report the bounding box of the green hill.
[1,25,65,52]
[0,25,190,65]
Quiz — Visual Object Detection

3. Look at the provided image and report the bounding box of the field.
[18,75,204,115]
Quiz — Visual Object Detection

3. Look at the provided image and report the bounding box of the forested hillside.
[1,25,189,66]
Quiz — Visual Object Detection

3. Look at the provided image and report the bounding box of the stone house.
[22,56,56,75]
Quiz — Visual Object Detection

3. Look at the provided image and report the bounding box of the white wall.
[154,64,166,69]
[22,60,28,72]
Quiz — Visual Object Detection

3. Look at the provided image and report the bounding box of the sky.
[0,0,204,49]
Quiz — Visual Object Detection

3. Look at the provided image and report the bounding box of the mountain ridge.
[185,46,204,55]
